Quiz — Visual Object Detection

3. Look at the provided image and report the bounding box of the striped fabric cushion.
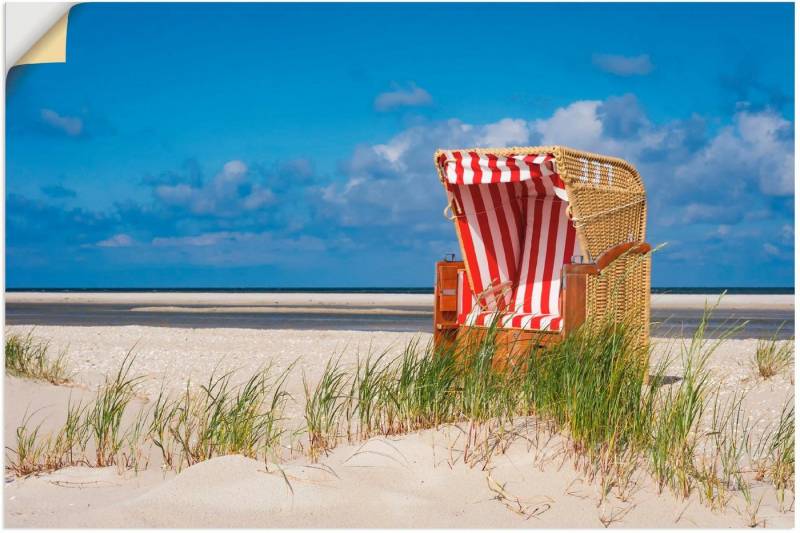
[442,151,582,332]
[456,271,563,332]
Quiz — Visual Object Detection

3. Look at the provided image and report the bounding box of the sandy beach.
[4,315,795,527]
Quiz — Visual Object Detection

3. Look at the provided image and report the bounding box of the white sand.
[4,325,795,527]
[8,432,791,528]
[650,293,794,310]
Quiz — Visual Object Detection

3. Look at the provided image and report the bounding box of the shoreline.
[5,291,795,311]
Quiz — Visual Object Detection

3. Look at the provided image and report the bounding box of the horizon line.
[5,286,795,294]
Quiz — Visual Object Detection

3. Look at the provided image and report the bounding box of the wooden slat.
[439,294,458,312]
[561,264,588,334]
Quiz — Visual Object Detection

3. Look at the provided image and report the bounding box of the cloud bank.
[7,96,794,286]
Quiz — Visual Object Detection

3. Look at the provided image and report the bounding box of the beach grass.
[87,349,142,466]
[386,338,459,433]
[757,398,795,510]
[7,411,53,476]
[150,363,292,470]
[8,356,294,475]
[329,317,658,477]
[753,326,794,378]
[59,397,90,466]
[5,331,71,384]
[350,350,389,440]
[649,308,722,497]
[150,386,178,468]
[304,357,349,460]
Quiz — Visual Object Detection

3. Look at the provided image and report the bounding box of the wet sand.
[5,292,795,339]
[5,291,795,309]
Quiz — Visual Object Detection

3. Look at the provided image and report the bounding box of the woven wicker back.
[553,146,649,344]
[554,146,646,259]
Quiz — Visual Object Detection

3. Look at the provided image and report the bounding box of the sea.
[5,287,796,294]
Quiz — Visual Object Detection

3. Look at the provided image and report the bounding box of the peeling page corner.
[6,2,76,70]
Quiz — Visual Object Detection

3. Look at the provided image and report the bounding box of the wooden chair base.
[435,325,559,369]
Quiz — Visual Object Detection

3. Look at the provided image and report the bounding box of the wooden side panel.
[433,260,464,349]
[561,264,590,334]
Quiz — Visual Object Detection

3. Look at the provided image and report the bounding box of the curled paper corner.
[7,3,76,69]
[16,11,69,66]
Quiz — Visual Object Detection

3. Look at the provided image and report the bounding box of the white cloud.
[155,160,275,216]
[243,188,275,210]
[527,99,794,219]
[478,118,530,146]
[317,116,537,229]
[374,83,432,112]
[736,110,794,195]
[374,137,412,164]
[221,160,247,179]
[673,108,794,197]
[40,109,83,136]
[155,183,194,203]
[532,101,608,151]
[592,53,653,76]
[96,234,133,248]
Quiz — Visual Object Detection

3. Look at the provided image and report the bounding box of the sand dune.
[6,427,793,528]
[4,325,795,527]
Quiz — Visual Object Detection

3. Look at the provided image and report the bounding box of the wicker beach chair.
[432,146,651,357]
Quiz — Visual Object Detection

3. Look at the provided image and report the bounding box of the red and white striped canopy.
[437,150,582,331]
[437,151,568,201]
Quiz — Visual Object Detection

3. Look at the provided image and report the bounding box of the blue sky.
[6,2,794,288]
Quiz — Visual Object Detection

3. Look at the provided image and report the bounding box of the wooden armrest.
[565,241,651,276]
[560,241,650,335]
